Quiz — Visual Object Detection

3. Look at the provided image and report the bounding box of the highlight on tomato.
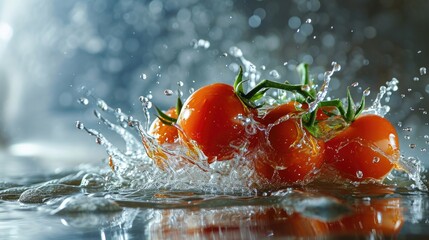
[254,102,325,185]
[324,114,400,181]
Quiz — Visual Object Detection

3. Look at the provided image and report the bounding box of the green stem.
[244,79,315,102]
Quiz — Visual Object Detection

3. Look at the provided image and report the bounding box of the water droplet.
[331,62,341,72]
[356,171,363,179]
[92,110,101,119]
[269,70,280,79]
[305,18,312,23]
[191,39,210,49]
[397,122,402,127]
[420,67,427,75]
[351,82,359,87]
[301,85,311,92]
[229,46,243,58]
[426,141,429,145]
[97,100,108,111]
[283,62,288,66]
[189,88,195,94]
[260,65,266,70]
[418,50,422,54]
[78,97,89,105]
[222,52,228,57]
[404,135,411,140]
[372,157,380,163]
[408,88,412,92]
[95,137,103,145]
[421,148,427,152]
[139,96,152,109]
[414,77,420,82]
[177,81,184,87]
[363,88,371,96]
[140,73,147,80]
[75,121,84,130]
[409,143,417,149]
[424,135,429,139]
[164,89,173,96]
[403,127,413,132]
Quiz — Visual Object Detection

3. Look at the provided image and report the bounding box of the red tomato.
[148,107,178,144]
[255,102,325,185]
[176,83,251,163]
[325,114,400,181]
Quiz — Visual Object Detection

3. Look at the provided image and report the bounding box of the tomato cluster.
[145,65,401,187]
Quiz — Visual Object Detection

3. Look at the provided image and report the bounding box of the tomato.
[148,107,179,144]
[146,107,179,170]
[325,114,400,181]
[328,198,403,236]
[176,83,251,163]
[255,102,325,185]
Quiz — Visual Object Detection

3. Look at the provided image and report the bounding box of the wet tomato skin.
[148,107,178,144]
[255,102,325,184]
[325,114,400,181]
[176,83,250,163]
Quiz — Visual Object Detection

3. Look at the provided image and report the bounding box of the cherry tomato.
[148,107,178,144]
[146,107,179,170]
[255,102,325,185]
[176,83,251,163]
[325,114,400,181]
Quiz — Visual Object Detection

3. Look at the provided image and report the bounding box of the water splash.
[229,46,261,88]
[307,61,341,112]
[77,59,426,193]
[363,77,399,116]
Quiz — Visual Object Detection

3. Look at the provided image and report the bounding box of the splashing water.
[363,77,399,116]
[307,61,341,112]
[77,51,426,193]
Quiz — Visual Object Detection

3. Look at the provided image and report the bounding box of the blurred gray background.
[0,0,428,175]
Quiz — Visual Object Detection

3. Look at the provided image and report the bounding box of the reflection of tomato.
[149,107,178,144]
[250,208,329,237]
[325,114,400,181]
[255,102,325,185]
[328,198,403,236]
[177,83,250,163]
[150,206,329,239]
